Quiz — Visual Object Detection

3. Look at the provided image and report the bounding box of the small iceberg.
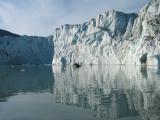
[20,69,26,72]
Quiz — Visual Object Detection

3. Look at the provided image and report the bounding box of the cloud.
[0,0,149,36]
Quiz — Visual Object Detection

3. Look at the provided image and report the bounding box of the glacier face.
[0,36,54,65]
[52,0,160,66]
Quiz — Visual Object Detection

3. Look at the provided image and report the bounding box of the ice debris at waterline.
[52,0,160,66]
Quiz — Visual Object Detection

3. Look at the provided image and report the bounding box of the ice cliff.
[52,0,160,66]
[0,31,54,65]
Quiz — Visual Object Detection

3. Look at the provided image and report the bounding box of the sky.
[0,0,149,36]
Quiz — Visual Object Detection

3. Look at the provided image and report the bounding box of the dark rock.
[0,29,21,37]
[73,63,81,68]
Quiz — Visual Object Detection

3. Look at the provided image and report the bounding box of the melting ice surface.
[0,65,160,120]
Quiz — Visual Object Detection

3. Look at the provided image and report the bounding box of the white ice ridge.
[52,0,160,66]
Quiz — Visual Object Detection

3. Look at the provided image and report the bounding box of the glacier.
[0,0,159,66]
[0,33,54,65]
[52,0,160,66]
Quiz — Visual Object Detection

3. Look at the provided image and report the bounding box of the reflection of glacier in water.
[0,65,54,102]
[53,65,160,120]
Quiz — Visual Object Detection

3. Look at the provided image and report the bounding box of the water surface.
[0,65,160,120]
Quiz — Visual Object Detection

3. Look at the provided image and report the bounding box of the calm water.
[0,65,160,120]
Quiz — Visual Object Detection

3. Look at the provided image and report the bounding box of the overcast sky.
[0,0,149,36]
